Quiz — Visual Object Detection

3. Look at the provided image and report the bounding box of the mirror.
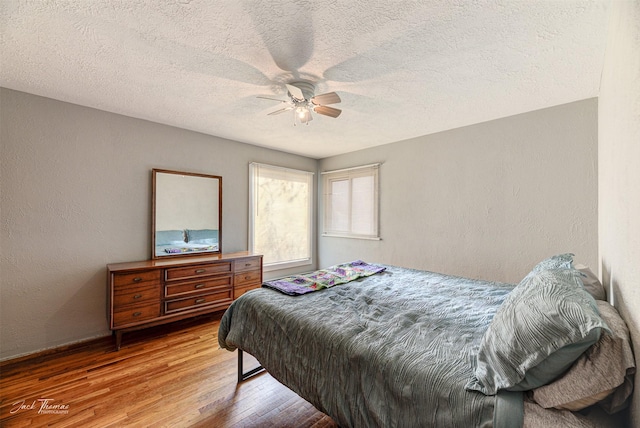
[152,169,222,259]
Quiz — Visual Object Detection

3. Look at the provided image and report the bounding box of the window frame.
[322,163,380,240]
[249,162,314,272]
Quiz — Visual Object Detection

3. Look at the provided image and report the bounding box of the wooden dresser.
[107,252,262,350]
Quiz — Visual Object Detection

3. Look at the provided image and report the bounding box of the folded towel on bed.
[262,260,387,295]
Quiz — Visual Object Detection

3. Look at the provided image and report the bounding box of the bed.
[218,256,635,427]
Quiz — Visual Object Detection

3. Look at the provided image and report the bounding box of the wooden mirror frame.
[152,169,222,259]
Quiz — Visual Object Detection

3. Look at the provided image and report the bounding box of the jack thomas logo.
[10,398,70,415]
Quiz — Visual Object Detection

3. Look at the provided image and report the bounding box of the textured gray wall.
[0,88,317,360]
[319,99,599,285]
[598,0,640,424]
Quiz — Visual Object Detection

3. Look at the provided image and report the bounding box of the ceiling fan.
[258,81,342,125]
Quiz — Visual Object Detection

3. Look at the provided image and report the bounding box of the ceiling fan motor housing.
[288,81,315,100]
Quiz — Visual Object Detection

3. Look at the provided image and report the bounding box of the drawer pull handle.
[133,294,142,299]
[195,269,206,274]
[195,298,206,304]
[133,312,142,317]
[245,276,251,280]
[133,277,142,283]
[245,263,252,267]
[194,283,205,289]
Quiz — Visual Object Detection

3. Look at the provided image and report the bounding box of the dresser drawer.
[235,257,262,272]
[113,270,161,288]
[234,283,260,299]
[113,284,161,306]
[112,302,161,327]
[165,262,232,281]
[234,269,262,287]
[165,275,232,297]
[164,290,233,314]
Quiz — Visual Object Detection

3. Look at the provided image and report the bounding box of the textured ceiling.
[0,1,610,159]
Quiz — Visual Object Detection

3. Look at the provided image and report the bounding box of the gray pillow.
[574,264,607,301]
[531,300,635,413]
[531,253,574,273]
[155,229,185,245]
[466,268,609,395]
[185,228,218,244]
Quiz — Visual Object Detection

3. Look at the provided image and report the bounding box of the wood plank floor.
[0,314,338,427]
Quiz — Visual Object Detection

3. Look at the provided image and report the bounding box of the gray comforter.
[218,265,523,427]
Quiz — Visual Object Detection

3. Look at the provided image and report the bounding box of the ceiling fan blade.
[257,96,286,102]
[311,92,341,106]
[314,105,342,118]
[285,83,305,101]
[268,106,294,115]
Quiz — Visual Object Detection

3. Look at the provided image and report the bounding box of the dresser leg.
[115,330,122,351]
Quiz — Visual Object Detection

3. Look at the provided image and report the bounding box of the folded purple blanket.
[262,260,386,295]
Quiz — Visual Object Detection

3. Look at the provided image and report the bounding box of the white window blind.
[249,163,313,270]
[322,164,380,239]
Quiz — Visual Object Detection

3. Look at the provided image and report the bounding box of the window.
[322,164,380,239]
[249,163,313,270]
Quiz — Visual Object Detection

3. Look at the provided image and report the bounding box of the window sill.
[322,234,381,241]
[263,258,313,272]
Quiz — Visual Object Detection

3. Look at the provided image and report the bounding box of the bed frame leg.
[237,349,265,382]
